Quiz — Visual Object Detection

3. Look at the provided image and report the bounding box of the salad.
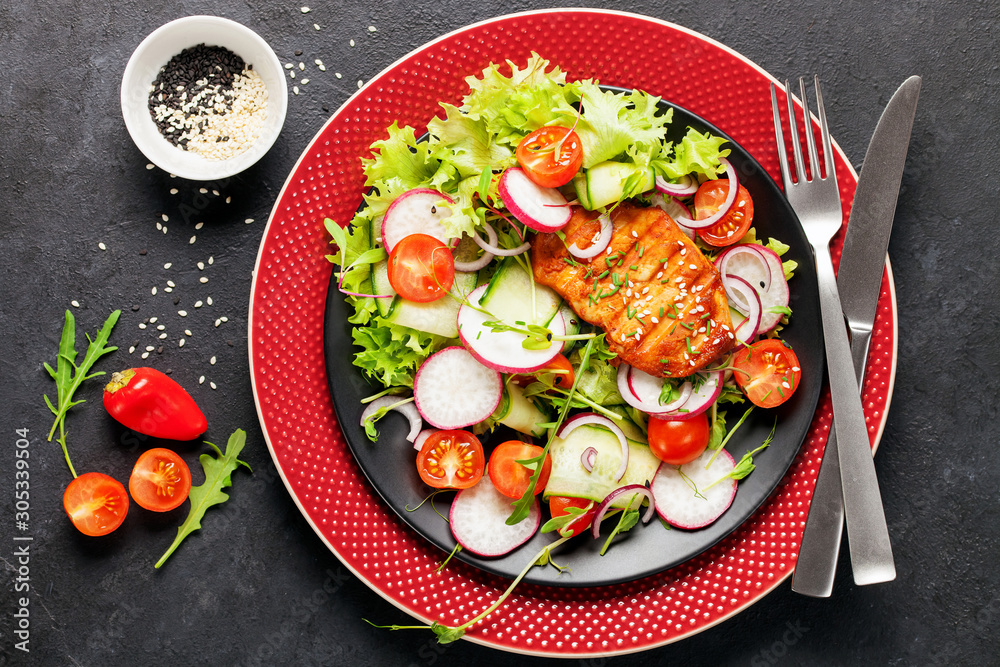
[325,54,803,635]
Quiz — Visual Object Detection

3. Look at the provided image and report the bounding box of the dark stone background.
[1,1,997,665]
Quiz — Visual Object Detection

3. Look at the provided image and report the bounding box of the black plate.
[323,95,823,587]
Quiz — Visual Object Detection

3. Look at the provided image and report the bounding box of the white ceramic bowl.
[121,15,287,181]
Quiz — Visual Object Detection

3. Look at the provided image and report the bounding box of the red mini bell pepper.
[103,368,207,440]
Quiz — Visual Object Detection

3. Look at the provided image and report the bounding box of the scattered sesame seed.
[689,264,698,270]
[225,196,231,204]
[285,63,293,70]
[184,329,192,336]
[166,280,176,287]
[169,174,176,178]
[357,80,363,89]
[139,323,147,330]
[164,287,172,293]
[335,72,342,79]
[651,316,659,324]
[156,222,162,231]
[199,376,206,384]
[631,230,638,238]
[210,382,217,390]
[221,316,229,323]
[164,262,172,269]
[314,23,320,30]
[207,296,213,306]
[349,39,355,47]
[315,59,323,66]
[293,86,299,95]
[208,256,214,264]
[368,25,377,32]
[656,271,663,279]
[189,236,196,245]
[195,222,204,230]
[195,300,203,308]
[141,352,150,359]
[289,71,296,80]
[178,310,188,317]
[98,242,107,251]
[157,324,165,331]
[301,78,309,85]
[146,163,155,170]
[318,64,326,71]
[298,62,305,71]
[197,262,205,270]
[199,277,209,284]
[162,227,167,235]
[641,286,650,295]
[214,319,221,327]
[178,339,185,347]
[161,214,169,222]
[625,289,633,298]
[199,187,208,194]
[145,345,155,352]
[159,333,168,339]
[680,247,686,256]
[210,356,217,365]
[792,366,800,372]
[170,188,178,195]
[71,300,80,308]
[129,346,135,354]
[212,190,219,196]
[245,218,254,224]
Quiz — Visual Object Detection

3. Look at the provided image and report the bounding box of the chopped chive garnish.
[597,270,610,279]
[630,264,639,270]
[680,321,695,330]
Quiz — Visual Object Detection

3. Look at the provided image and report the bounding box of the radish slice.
[498,168,572,232]
[718,244,772,299]
[381,189,457,252]
[557,413,629,482]
[673,158,737,230]
[657,371,723,421]
[654,173,699,197]
[413,347,502,429]
[472,221,531,257]
[651,449,737,529]
[590,484,656,539]
[360,397,422,442]
[449,476,541,557]
[457,285,566,373]
[617,364,693,415]
[567,213,612,259]
[720,274,762,343]
[413,428,438,451]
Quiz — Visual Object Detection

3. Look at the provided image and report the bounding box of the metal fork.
[770,77,895,586]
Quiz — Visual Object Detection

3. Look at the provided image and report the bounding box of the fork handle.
[813,242,896,586]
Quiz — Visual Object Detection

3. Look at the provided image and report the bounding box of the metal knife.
[791,75,921,596]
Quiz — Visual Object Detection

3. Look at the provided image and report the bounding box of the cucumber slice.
[478,258,561,327]
[381,270,476,338]
[575,161,656,210]
[371,260,396,318]
[543,424,658,503]
[495,382,550,438]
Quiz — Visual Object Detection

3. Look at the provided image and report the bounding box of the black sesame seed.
[139,249,147,255]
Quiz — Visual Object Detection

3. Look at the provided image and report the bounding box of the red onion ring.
[453,235,494,273]
[472,221,532,257]
[721,274,762,343]
[580,446,597,472]
[673,158,738,230]
[590,484,656,539]
[567,213,612,259]
[412,428,437,451]
[360,397,422,442]
[558,412,629,482]
[654,173,699,197]
[718,244,772,297]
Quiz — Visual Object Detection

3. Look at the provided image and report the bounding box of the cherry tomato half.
[388,233,455,303]
[516,126,584,188]
[548,496,596,537]
[129,448,192,512]
[488,441,552,499]
[103,368,207,441]
[647,412,711,465]
[415,430,485,489]
[63,472,129,536]
[694,179,754,247]
[731,339,802,408]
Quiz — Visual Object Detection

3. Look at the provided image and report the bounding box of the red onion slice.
[673,158,738,230]
[720,274,762,342]
[412,428,438,451]
[590,484,657,539]
[567,213,612,259]
[360,396,422,442]
[654,173,699,197]
[472,221,531,257]
[581,446,597,472]
[558,412,629,482]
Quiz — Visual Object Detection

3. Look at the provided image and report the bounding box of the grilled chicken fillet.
[532,203,735,378]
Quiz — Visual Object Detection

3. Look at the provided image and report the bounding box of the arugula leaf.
[155,429,252,569]
[44,309,120,477]
[706,409,728,450]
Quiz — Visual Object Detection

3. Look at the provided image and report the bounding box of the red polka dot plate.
[249,9,896,656]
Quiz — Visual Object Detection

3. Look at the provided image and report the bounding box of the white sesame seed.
[166,280,175,287]
[150,317,158,323]
[199,187,208,194]
[156,222,162,231]
[210,356,217,365]
[285,63,293,70]
[170,188,178,195]
[315,59,323,66]
[696,305,705,313]
[197,262,205,270]
[139,323,147,330]
[335,72,342,79]
[145,346,155,352]
[698,327,706,333]
[301,78,309,85]
[641,286,650,295]
[651,317,659,324]
[368,25,377,32]
[169,174,176,178]
[626,289,633,298]
[98,242,107,251]
[146,163,154,170]
[792,366,800,372]
[178,339,185,347]
[161,214,169,222]
[214,319,221,327]
[164,262,172,269]
[199,277,208,284]
[631,230,638,238]
[220,316,228,323]
[728,332,735,339]
[184,329,192,336]
[159,333,168,339]
[680,248,687,256]
[164,287,172,293]
[656,271,663,279]
[357,80,363,89]
[157,324,165,331]
[690,360,696,367]
[225,196,231,204]
[128,346,135,354]
[298,62,305,71]
[300,6,310,12]
[289,71,296,79]
[208,256,214,265]
[178,310,187,317]
[314,23,320,30]
[293,86,299,95]
[206,296,213,306]
[195,300,203,308]
[782,382,791,389]
[189,236,196,245]
[162,227,167,234]
[689,264,698,270]
[645,295,653,302]
[71,300,80,308]
[245,218,254,224]
[210,382,217,390]
[195,222,204,230]
[318,64,326,71]
[199,376,205,384]
[349,39,355,47]
[141,351,150,359]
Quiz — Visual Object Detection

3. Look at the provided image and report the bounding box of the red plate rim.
[248,9,897,656]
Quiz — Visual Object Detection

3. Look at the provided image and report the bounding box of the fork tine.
[799,77,821,182]
[813,74,837,184]
[785,79,806,184]
[770,83,792,188]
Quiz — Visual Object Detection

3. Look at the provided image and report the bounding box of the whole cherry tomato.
[647,412,711,465]
[103,368,207,440]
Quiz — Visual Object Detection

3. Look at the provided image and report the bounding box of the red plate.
[249,9,896,656]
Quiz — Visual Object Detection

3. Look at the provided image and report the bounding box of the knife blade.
[791,75,921,596]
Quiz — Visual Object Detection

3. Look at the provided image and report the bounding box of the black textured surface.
[1,1,997,666]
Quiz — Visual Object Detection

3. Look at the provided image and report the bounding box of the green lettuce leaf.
[659,127,731,180]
